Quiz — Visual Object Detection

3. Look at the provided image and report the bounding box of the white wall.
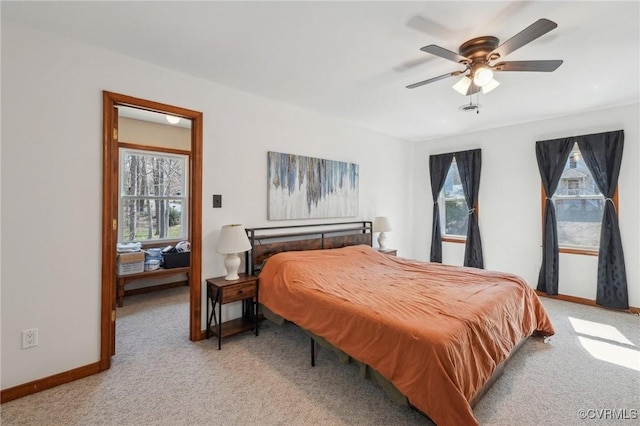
[0,22,412,389]
[3,18,636,395]
[412,103,640,308]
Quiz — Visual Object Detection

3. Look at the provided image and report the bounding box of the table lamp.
[216,224,252,280]
[373,216,392,250]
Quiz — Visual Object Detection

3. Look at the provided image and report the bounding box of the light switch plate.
[213,194,222,208]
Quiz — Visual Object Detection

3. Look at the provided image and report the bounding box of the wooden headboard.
[244,221,372,275]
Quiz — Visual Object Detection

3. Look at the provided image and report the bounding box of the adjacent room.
[1,1,638,425]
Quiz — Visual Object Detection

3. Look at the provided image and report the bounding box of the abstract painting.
[267,151,359,220]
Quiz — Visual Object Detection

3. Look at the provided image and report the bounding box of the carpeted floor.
[1,286,638,425]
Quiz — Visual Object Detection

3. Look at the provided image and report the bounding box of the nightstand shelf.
[214,317,256,338]
[206,274,259,349]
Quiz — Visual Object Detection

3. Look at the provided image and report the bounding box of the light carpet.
[1,286,638,425]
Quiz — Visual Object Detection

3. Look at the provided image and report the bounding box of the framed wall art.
[267,151,359,220]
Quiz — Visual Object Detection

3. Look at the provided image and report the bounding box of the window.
[567,178,581,196]
[440,159,468,239]
[119,149,188,243]
[551,142,608,252]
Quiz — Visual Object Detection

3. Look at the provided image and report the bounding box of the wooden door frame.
[101,91,203,371]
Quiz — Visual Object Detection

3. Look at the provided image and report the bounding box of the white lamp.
[373,216,392,250]
[481,78,500,94]
[452,76,472,95]
[453,73,500,96]
[216,224,252,280]
[473,66,494,86]
[165,115,181,125]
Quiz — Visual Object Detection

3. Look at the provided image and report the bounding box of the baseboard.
[199,330,208,340]
[1,361,101,403]
[536,291,640,314]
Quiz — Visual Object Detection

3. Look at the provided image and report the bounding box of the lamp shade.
[373,216,392,233]
[216,224,251,254]
[481,78,500,94]
[452,76,472,95]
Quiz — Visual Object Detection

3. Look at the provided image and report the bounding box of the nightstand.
[378,248,397,256]
[206,274,259,350]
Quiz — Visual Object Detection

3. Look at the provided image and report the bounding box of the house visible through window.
[119,149,188,243]
[440,159,468,239]
[567,178,581,196]
[551,142,606,250]
[569,152,578,169]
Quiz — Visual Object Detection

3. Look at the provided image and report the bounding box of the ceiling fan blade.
[466,82,481,96]
[420,45,470,65]
[406,71,463,89]
[493,60,563,72]
[488,18,558,60]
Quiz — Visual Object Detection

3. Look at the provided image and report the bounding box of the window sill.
[559,247,599,256]
[442,237,466,244]
[140,239,186,249]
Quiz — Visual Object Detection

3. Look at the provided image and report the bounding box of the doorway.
[101,91,203,370]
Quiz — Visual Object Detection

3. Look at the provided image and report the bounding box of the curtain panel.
[576,130,628,309]
[455,149,484,268]
[535,138,574,295]
[428,153,454,263]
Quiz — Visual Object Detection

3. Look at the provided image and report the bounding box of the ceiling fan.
[406,18,563,96]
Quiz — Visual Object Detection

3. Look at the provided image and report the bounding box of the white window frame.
[118,148,189,243]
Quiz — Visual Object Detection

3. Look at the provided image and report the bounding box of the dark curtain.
[535,138,573,295]
[456,149,484,268]
[429,153,454,262]
[577,130,628,309]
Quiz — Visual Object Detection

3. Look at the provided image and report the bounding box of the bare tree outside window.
[441,159,468,238]
[119,149,188,242]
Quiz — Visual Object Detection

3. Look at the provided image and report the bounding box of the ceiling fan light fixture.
[452,76,472,95]
[473,67,494,87]
[481,78,500,94]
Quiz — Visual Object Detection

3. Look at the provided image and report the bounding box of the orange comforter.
[259,245,554,425]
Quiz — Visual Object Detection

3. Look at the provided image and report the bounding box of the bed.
[247,222,554,425]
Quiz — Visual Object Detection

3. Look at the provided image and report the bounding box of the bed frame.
[244,221,372,275]
[245,221,531,418]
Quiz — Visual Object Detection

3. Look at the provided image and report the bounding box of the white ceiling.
[3,1,639,142]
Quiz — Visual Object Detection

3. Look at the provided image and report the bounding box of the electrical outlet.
[22,328,38,349]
